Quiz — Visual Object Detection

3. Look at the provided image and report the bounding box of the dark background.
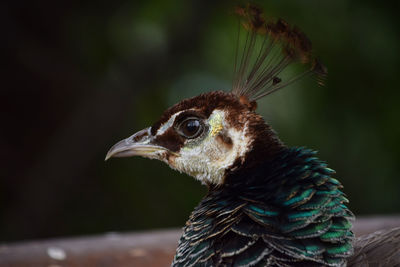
[2,0,399,242]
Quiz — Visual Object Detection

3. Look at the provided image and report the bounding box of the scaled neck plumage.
[175,146,354,266]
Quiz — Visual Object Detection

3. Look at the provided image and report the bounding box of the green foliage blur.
[2,0,399,242]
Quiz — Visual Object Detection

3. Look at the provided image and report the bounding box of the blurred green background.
[2,0,399,242]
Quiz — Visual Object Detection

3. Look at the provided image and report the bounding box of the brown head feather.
[151,91,250,136]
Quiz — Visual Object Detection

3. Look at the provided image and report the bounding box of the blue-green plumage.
[172,147,354,266]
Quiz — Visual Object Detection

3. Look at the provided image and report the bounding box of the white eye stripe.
[155,110,185,136]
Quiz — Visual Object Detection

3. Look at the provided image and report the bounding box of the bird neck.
[221,145,351,213]
[204,146,354,265]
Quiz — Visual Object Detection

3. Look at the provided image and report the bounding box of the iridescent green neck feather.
[173,147,354,266]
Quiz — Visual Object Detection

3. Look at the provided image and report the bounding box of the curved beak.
[105,127,171,161]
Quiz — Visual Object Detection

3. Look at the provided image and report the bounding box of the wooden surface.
[1,216,399,267]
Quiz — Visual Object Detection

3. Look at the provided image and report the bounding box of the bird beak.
[105,127,170,161]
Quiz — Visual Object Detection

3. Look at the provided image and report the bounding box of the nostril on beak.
[132,127,151,143]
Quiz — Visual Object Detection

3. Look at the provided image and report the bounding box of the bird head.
[106,92,281,185]
[106,4,327,186]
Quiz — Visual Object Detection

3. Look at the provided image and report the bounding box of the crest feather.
[232,4,327,102]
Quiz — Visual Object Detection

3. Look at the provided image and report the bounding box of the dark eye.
[178,118,204,139]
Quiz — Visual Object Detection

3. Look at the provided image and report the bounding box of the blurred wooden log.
[1,216,399,267]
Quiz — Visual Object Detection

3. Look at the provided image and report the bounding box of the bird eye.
[178,118,204,139]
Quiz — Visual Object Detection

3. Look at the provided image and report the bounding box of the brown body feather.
[349,227,400,266]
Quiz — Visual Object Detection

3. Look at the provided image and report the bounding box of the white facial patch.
[171,109,252,185]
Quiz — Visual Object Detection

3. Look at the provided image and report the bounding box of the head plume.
[232,4,327,104]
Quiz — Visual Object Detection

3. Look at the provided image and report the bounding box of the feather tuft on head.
[232,4,327,102]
